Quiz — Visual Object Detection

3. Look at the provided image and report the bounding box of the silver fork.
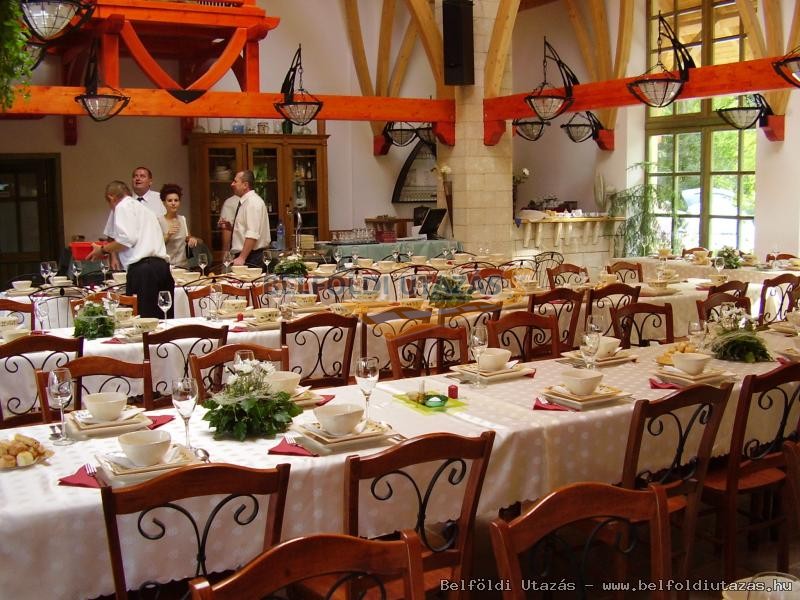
[84,463,97,477]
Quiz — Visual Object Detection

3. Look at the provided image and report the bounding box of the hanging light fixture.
[383,122,418,147]
[627,13,695,108]
[773,46,800,88]
[74,40,129,122]
[25,37,48,70]
[274,44,322,126]
[512,118,549,142]
[415,123,436,147]
[560,111,603,143]
[21,0,94,42]
[524,38,580,121]
[716,94,773,129]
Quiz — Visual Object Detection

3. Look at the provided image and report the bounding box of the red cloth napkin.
[268,438,317,457]
[230,326,249,333]
[525,369,537,378]
[58,465,101,488]
[102,337,124,344]
[777,357,794,366]
[315,394,335,407]
[649,378,681,390]
[533,398,572,412]
[147,415,175,429]
[31,330,50,336]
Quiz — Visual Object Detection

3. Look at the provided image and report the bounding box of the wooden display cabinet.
[188,132,329,261]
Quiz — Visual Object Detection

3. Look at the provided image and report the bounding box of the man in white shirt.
[218,194,240,253]
[230,170,271,269]
[131,166,166,216]
[87,180,174,318]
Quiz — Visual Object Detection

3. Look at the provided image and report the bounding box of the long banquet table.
[0,332,798,599]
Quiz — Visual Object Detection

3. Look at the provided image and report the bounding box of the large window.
[646,0,756,252]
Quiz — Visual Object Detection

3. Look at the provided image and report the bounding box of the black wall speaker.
[443,0,474,86]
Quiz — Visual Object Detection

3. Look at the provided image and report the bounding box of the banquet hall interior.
[2,0,800,598]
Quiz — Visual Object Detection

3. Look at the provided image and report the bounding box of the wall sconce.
[274,45,322,127]
[512,118,549,141]
[21,0,94,42]
[560,111,603,143]
[383,122,418,147]
[773,46,800,88]
[524,38,579,121]
[74,40,129,121]
[716,94,773,129]
[627,13,695,108]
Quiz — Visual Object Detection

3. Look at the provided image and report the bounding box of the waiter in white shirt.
[229,170,271,269]
[87,180,174,318]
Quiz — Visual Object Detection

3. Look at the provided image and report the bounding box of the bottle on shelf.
[276,220,286,250]
[305,162,312,179]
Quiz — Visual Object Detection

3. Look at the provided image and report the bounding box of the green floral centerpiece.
[202,360,302,440]
[708,305,771,363]
[73,301,115,340]
[716,246,742,269]
[273,254,308,276]
[428,275,473,308]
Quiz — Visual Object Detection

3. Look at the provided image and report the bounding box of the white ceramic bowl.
[672,352,711,376]
[222,298,247,312]
[710,274,728,285]
[478,348,512,372]
[246,267,263,277]
[231,265,249,275]
[303,261,319,271]
[294,293,317,307]
[111,272,127,283]
[693,250,708,260]
[352,289,380,302]
[252,307,280,322]
[114,307,134,322]
[84,392,126,422]
[430,258,449,268]
[2,328,29,342]
[133,317,159,333]
[170,267,186,275]
[561,368,603,396]
[11,280,32,290]
[314,403,364,436]
[328,303,355,316]
[399,298,424,309]
[454,253,471,263]
[317,264,337,274]
[0,316,18,330]
[411,255,427,264]
[378,260,396,270]
[596,336,621,359]
[119,430,171,467]
[356,258,373,268]
[270,371,302,395]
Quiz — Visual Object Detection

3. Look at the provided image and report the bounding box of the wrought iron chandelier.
[74,40,130,122]
[513,118,549,142]
[716,94,773,130]
[524,38,579,121]
[383,122,418,147]
[415,123,436,147]
[773,46,800,88]
[21,0,94,42]
[560,111,603,143]
[274,45,323,127]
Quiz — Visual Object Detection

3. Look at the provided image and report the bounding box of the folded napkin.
[58,465,101,489]
[268,437,317,457]
[102,337,124,344]
[147,415,175,429]
[649,378,681,390]
[31,330,50,336]
[230,326,249,333]
[777,357,793,366]
[525,369,537,378]
[316,394,334,407]
[533,398,572,412]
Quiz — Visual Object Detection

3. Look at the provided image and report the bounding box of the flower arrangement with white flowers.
[513,167,530,186]
[706,305,771,363]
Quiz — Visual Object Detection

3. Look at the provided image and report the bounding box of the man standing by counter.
[229,170,271,269]
[87,180,174,318]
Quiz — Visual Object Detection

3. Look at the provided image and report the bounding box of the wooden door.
[0,155,61,285]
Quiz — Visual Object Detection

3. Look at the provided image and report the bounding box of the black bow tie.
[137,197,145,202]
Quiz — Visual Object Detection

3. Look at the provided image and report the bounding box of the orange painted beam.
[188,28,247,90]
[92,0,278,30]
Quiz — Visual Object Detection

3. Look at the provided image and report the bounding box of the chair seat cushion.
[703,466,785,494]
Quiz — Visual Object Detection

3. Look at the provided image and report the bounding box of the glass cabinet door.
[249,145,280,242]
[205,144,242,255]
[289,148,320,244]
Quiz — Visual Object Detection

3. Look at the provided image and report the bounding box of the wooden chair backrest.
[527,287,584,352]
[758,273,800,325]
[359,306,433,379]
[606,260,644,283]
[612,302,675,348]
[587,283,641,335]
[385,323,468,379]
[696,292,751,323]
[487,311,559,361]
[707,280,748,298]
[546,263,587,289]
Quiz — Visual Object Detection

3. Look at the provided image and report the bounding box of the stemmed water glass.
[48,261,58,285]
[469,325,489,388]
[688,320,705,349]
[208,283,224,321]
[405,247,413,263]
[100,256,110,282]
[233,349,256,370]
[333,248,342,267]
[392,246,400,263]
[157,290,172,323]
[39,261,51,285]
[355,357,379,427]
[104,292,119,321]
[48,368,75,446]
[223,251,233,274]
[351,250,359,266]
[34,298,49,331]
[197,253,208,277]
[714,256,725,274]
[72,261,82,286]
[580,331,601,370]
[172,377,198,451]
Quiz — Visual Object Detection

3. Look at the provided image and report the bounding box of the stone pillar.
[437,0,514,256]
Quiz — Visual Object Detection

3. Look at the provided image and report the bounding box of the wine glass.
[355,357,379,426]
[47,368,75,446]
[48,261,58,285]
[469,325,489,388]
[351,250,359,266]
[72,261,82,286]
[34,298,49,331]
[585,314,601,335]
[100,256,110,282]
[197,253,208,277]
[223,251,233,274]
[333,248,342,266]
[157,290,172,323]
[208,283,224,321]
[580,331,601,370]
[714,256,725,274]
[392,246,400,263]
[405,247,413,262]
[104,292,119,320]
[233,349,255,371]
[172,377,198,450]
[688,320,705,349]
[39,261,51,286]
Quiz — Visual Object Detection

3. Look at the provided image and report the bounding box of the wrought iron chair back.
[546,263,588,289]
[707,280,749,298]
[612,302,675,348]
[587,283,641,335]
[280,312,358,388]
[450,261,497,276]
[766,252,797,262]
[758,273,800,325]
[532,251,564,287]
[487,311,559,361]
[385,323,468,379]
[0,335,84,427]
[185,281,250,318]
[0,298,33,329]
[390,265,439,300]
[251,275,310,308]
[359,307,433,379]
[345,431,495,595]
[189,531,426,600]
[189,343,289,404]
[497,258,536,271]
[311,275,353,304]
[527,288,583,353]
[606,260,644,283]
[69,291,139,318]
[435,300,502,356]
[467,268,509,295]
[100,463,291,600]
[489,482,672,600]
[29,286,88,329]
[696,292,751,323]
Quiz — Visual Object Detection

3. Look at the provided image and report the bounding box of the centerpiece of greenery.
[73,301,115,340]
[716,246,742,269]
[202,360,302,440]
[427,275,473,308]
[708,305,771,363]
[273,254,308,276]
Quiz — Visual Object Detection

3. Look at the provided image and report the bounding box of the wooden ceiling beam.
[376,0,396,97]
[485,0,520,99]
[564,0,596,81]
[404,0,449,98]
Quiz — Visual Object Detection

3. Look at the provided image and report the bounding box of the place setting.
[538,368,632,411]
[559,334,636,368]
[652,351,734,387]
[449,328,535,385]
[66,391,153,439]
[3,279,38,297]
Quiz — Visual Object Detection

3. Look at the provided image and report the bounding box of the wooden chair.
[611,302,675,348]
[782,440,800,531]
[758,273,799,325]
[532,251,564,287]
[29,286,88,329]
[386,323,468,379]
[487,311,559,361]
[489,482,672,600]
[707,280,749,299]
[701,362,800,580]
[467,267,509,295]
[436,300,502,351]
[280,312,358,388]
[0,334,84,427]
[142,324,229,401]
[527,287,583,353]
[343,431,495,599]
[621,384,730,585]
[389,265,439,300]
[696,292,751,323]
[100,463,290,600]
[250,274,311,308]
[607,260,644,283]
[189,343,289,404]
[682,246,709,257]
[69,291,139,317]
[546,263,588,289]
[0,298,33,329]
[189,531,426,600]
[311,275,353,304]
[185,283,250,318]
[35,356,154,416]
[359,306,432,379]
[587,283,641,335]
[766,252,797,262]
